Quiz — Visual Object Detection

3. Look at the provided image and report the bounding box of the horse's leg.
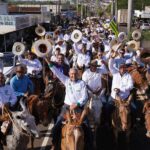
[126,131,131,150]
[74,128,84,150]
[93,126,97,150]
[0,140,3,150]
[30,137,34,150]
[113,129,118,150]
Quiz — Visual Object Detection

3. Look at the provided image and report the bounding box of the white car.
[140,23,150,30]
[0,52,17,76]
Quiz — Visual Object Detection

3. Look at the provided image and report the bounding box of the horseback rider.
[0,72,17,149]
[10,65,34,103]
[18,51,44,94]
[105,54,134,126]
[45,57,92,150]
[18,51,42,77]
[82,59,108,104]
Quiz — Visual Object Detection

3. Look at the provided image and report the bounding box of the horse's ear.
[20,97,27,112]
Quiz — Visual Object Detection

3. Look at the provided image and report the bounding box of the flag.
[109,17,119,37]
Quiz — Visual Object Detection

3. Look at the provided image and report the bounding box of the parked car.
[0,52,17,76]
[140,23,150,30]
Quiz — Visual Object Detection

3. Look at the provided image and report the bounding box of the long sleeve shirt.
[0,85,17,108]
[10,75,34,97]
[77,53,91,67]
[109,58,134,100]
[18,56,42,75]
[54,44,67,56]
[49,66,88,106]
[82,69,102,92]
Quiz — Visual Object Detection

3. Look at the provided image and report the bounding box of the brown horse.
[126,65,149,101]
[30,75,44,95]
[27,95,50,126]
[61,108,88,150]
[143,100,150,138]
[112,97,132,148]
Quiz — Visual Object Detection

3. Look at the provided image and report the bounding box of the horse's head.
[36,98,50,126]
[117,100,130,131]
[11,99,40,138]
[143,100,150,138]
[44,80,55,98]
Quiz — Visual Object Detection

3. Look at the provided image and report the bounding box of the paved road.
[4,123,54,150]
[4,122,150,150]
[27,123,54,150]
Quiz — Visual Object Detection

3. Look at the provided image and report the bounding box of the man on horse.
[0,72,18,149]
[106,55,134,126]
[82,59,108,103]
[10,65,34,102]
[18,51,42,77]
[18,51,44,94]
[45,58,92,150]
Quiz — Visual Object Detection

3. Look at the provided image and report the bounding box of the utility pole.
[127,0,133,34]
[111,0,115,18]
[76,0,79,15]
[115,0,118,21]
[58,0,61,15]
[81,3,83,20]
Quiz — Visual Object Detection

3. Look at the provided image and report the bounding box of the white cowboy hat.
[32,39,52,58]
[126,40,140,52]
[12,42,25,56]
[132,30,141,41]
[118,32,127,43]
[71,30,82,43]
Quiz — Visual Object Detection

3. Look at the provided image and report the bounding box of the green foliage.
[97,8,103,17]
[106,3,111,14]
[141,30,150,40]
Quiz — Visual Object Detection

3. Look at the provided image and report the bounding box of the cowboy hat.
[89,60,100,67]
[71,30,82,43]
[126,40,140,52]
[132,30,141,41]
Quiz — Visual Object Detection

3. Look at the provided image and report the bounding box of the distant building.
[0,3,8,15]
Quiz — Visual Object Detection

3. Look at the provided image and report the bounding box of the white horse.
[5,99,40,150]
[88,89,105,149]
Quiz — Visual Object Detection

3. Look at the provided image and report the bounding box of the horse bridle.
[4,107,32,137]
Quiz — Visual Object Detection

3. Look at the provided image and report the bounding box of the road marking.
[40,123,54,150]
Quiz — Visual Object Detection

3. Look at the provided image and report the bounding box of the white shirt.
[82,69,102,91]
[0,85,17,108]
[54,43,67,55]
[50,66,88,106]
[63,34,71,42]
[77,53,91,67]
[18,56,42,75]
[73,43,83,54]
[51,55,69,66]
[109,58,134,100]
[86,41,92,50]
